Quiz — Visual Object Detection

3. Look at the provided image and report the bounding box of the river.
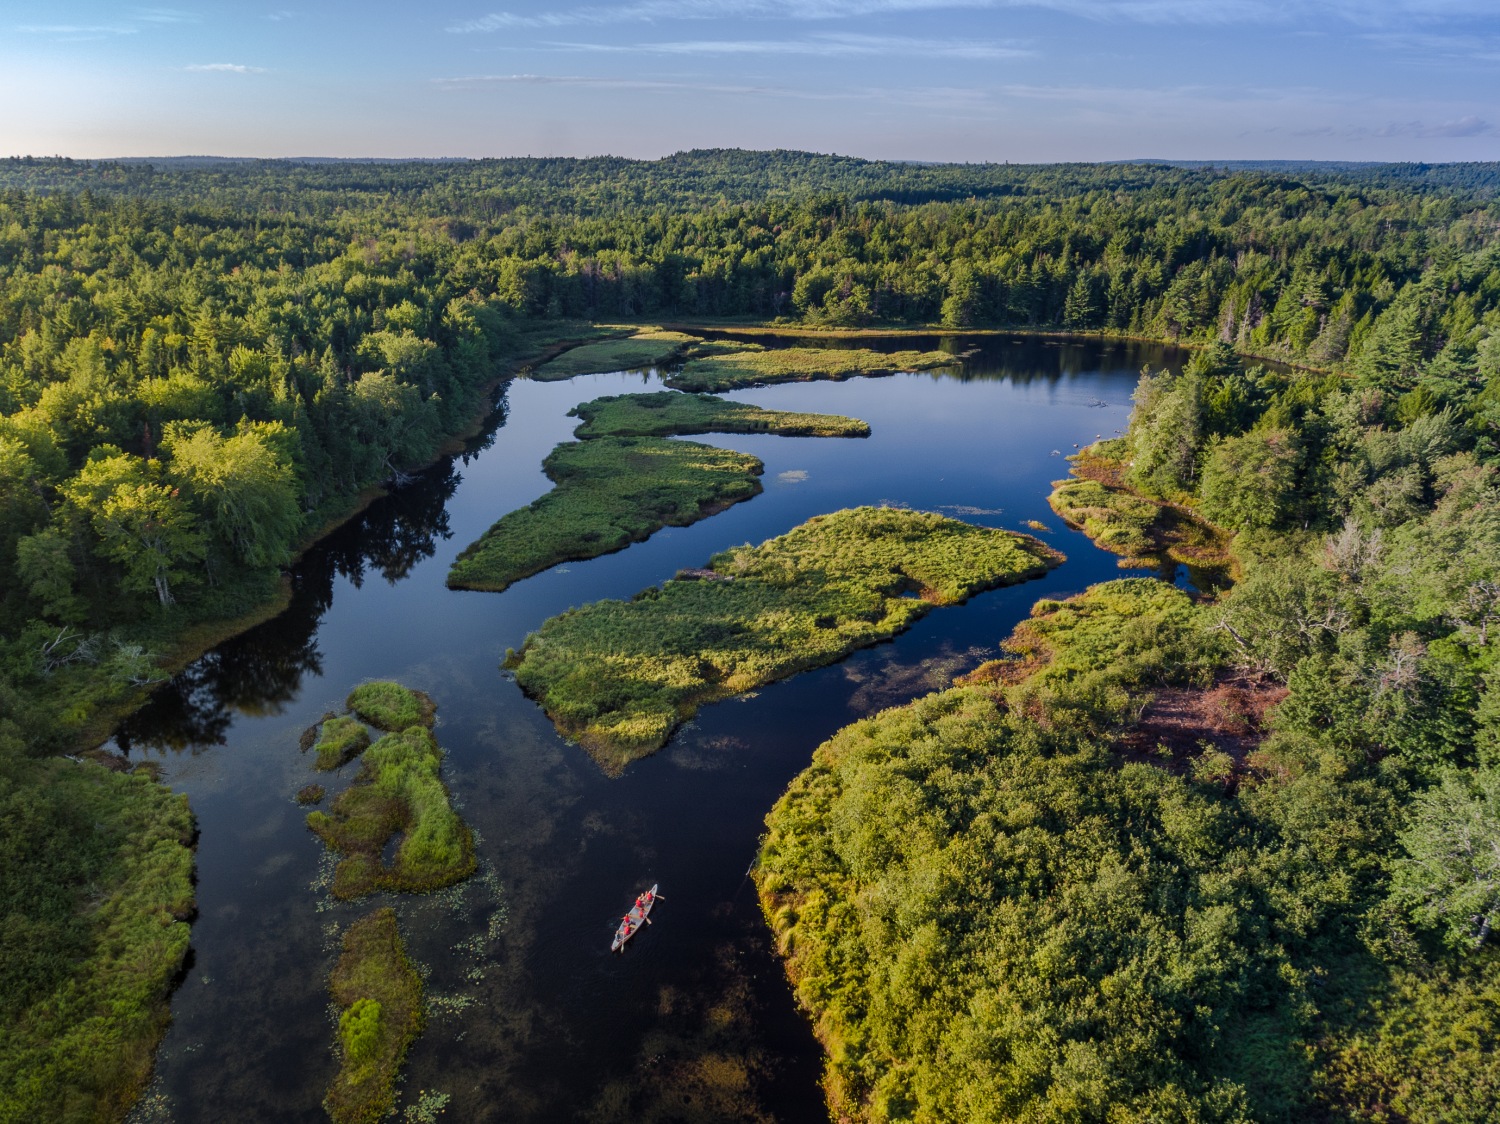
[119,335,1185,1123]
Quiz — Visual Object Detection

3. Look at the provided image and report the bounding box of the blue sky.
[2,1,1498,161]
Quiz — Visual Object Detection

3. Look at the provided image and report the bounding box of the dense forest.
[2,151,1499,1120]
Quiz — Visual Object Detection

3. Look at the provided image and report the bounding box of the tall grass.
[530,330,697,380]
[508,506,1062,769]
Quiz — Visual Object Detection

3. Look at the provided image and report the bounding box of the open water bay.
[120,335,1184,1123]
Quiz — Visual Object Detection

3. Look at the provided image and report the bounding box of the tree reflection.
[114,456,461,755]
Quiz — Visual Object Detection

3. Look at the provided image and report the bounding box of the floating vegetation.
[1025,519,1052,532]
[530,330,697,380]
[447,438,764,593]
[297,784,327,806]
[324,908,424,1124]
[307,726,475,899]
[346,681,437,732]
[402,1089,452,1123]
[570,390,869,440]
[665,345,951,392]
[313,715,372,772]
[937,503,1004,516]
[507,506,1062,770]
[776,470,808,484]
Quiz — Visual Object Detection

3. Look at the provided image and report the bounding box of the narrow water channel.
[120,336,1184,1123]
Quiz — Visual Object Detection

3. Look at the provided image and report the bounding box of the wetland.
[113,334,1186,1122]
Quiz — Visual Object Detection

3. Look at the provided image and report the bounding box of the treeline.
[758,339,1500,1118]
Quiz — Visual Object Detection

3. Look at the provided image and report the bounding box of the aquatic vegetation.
[448,437,765,592]
[531,330,697,380]
[666,345,952,392]
[324,908,424,1124]
[297,783,327,805]
[570,390,870,439]
[508,506,1061,769]
[314,715,373,771]
[0,756,194,1123]
[307,726,475,898]
[346,681,437,732]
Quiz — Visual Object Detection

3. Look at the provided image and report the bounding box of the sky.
[2,1,1499,163]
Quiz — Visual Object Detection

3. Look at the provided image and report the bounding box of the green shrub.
[324,909,423,1124]
[345,681,435,732]
[509,506,1061,769]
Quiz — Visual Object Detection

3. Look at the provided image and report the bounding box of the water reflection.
[116,454,463,755]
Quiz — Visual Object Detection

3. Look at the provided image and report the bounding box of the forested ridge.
[2,151,1500,1120]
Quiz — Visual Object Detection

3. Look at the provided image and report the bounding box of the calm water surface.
[119,337,1184,1123]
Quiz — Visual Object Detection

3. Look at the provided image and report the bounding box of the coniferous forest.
[3,151,1500,1121]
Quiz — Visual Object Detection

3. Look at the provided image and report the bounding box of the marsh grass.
[324,908,424,1124]
[1050,441,1235,582]
[508,506,1062,769]
[307,727,475,899]
[666,346,952,392]
[570,390,869,439]
[447,437,765,592]
[531,330,697,380]
[347,681,437,732]
[314,715,373,771]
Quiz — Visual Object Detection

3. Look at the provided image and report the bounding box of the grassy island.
[0,758,195,1122]
[323,908,424,1124]
[531,329,697,380]
[448,437,765,592]
[346,681,437,733]
[313,715,372,772]
[665,345,952,392]
[571,390,870,439]
[1050,440,1235,583]
[307,725,475,898]
[507,506,1061,770]
[449,392,870,593]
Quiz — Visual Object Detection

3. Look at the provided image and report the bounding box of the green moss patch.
[666,345,951,392]
[0,758,194,1123]
[571,390,869,439]
[531,330,697,380]
[508,506,1061,770]
[323,908,424,1124]
[307,726,475,899]
[313,715,373,771]
[448,437,765,593]
[346,681,436,732]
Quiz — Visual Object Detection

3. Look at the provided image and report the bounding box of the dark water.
[119,336,1185,1123]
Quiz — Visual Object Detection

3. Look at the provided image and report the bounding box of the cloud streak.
[183,63,268,73]
[446,0,1500,32]
[552,32,1031,57]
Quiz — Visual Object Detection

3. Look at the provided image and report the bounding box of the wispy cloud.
[447,0,1500,32]
[16,24,139,35]
[267,10,297,20]
[132,7,201,22]
[183,62,268,73]
[1376,115,1495,137]
[553,32,1031,58]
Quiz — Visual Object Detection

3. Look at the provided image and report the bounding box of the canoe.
[611,883,659,952]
